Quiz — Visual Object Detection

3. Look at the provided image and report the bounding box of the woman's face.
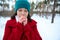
[17,8,28,18]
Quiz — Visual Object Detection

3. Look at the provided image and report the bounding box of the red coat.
[3,18,42,40]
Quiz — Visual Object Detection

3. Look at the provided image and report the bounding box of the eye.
[18,9,22,12]
[24,10,28,12]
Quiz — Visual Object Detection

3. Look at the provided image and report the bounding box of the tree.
[2,0,5,12]
[35,1,45,16]
[30,2,35,16]
[45,0,50,19]
[51,0,57,23]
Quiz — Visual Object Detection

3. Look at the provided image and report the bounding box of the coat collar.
[15,16,37,26]
[15,16,19,22]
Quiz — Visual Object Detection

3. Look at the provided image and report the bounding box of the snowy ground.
[0,14,60,40]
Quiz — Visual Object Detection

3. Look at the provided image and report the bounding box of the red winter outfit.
[3,18,42,40]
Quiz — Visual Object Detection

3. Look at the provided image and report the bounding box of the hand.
[18,16,27,26]
[23,18,27,26]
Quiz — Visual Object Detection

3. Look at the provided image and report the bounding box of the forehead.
[18,8,27,10]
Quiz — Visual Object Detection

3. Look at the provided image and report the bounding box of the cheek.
[17,12,21,17]
[25,13,28,17]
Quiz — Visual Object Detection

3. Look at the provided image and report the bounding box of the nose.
[21,11,25,16]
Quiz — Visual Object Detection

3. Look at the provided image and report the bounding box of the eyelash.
[18,10,27,12]
[19,10,22,11]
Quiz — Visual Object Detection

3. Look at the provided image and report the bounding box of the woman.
[3,0,42,40]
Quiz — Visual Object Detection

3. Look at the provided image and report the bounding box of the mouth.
[21,14,27,17]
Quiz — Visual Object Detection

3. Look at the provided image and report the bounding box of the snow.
[0,17,10,40]
[31,14,60,40]
[0,14,60,40]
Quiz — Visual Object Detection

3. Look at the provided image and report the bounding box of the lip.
[21,14,26,17]
[22,14,25,16]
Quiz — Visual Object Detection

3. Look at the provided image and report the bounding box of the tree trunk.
[51,0,57,23]
[2,0,4,15]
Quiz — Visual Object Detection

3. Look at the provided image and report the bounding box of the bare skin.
[17,8,28,26]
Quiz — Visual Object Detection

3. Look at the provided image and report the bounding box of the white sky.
[28,0,44,3]
[16,0,44,3]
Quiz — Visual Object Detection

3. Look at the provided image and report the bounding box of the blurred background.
[0,0,60,23]
[0,0,60,40]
